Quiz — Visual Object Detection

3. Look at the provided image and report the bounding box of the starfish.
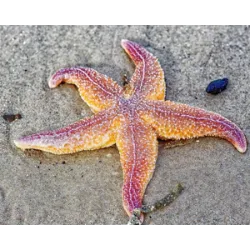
[14,40,247,224]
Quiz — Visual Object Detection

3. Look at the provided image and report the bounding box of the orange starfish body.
[14,40,247,223]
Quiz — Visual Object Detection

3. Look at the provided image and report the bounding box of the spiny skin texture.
[14,40,247,223]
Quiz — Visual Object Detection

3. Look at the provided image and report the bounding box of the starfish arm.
[116,117,158,222]
[49,67,123,113]
[140,100,247,153]
[14,110,117,154]
[121,40,165,100]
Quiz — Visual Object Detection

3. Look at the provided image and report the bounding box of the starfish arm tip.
[48,76,58,89]
[14,136,42,150]
[236,139,247,153]
[121,39,129,45]
[13,138,26,150]
[121,39,132,50]
[13,139,19,146]
[239,148,247,153]
[228,126,247,153]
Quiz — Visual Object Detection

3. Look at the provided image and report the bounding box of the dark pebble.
[2,113,22,122]
[206,78,228,94]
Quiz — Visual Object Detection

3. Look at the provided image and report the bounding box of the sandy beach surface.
[0,26,249,224]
